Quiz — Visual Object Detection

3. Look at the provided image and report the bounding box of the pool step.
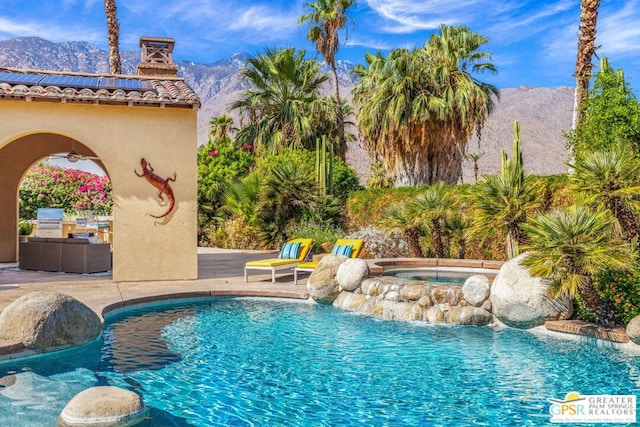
[545,320,629,343]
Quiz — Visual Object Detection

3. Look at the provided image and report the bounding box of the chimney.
[136,36,179,77]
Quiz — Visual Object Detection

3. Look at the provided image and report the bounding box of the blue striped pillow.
[332,244,353,257]
[278,242,301,259]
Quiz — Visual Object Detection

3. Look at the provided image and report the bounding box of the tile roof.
[0,67,200,109]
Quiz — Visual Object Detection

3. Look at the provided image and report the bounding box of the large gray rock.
[462,275,491,306]
[336,258,369,292]
[307,255,346,303]
[59,386,147,427]
[491,253,573,328]
[0,292,101,350]
[626,316,640,345]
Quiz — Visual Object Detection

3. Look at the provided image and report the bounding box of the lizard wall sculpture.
[134,158,176,219]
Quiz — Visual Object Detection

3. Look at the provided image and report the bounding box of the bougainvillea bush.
[594,269,640,324]
[19,162,112,219]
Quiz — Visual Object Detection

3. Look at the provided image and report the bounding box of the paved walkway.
[0,247,310,317]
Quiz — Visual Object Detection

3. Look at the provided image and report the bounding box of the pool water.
[382,268,474,284]
[1,298,639,426]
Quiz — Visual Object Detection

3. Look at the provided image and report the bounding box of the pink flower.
[209,149,219,157]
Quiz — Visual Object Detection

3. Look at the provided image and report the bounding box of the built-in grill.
[35,208,64,238]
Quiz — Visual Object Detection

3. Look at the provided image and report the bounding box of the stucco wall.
[0,100,197,281]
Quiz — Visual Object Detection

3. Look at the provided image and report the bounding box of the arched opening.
[1,132,112,276]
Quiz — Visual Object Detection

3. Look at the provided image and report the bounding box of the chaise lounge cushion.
[332,244,353,257]
[278,241,302,259]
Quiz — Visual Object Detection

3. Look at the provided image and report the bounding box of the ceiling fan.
[49,141,99,163]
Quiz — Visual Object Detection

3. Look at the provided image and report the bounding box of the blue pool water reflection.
[0,298,639,426]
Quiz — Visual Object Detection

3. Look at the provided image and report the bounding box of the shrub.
[19,163,111,218]
[202,216,262,250]
[593,269,640,324]
[346,226,409,258]
[254,148,361,201]
[287,219,345,253]
[197,137,255,224]
[18,220,34,236]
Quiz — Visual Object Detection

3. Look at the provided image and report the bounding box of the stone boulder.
[59,386,147,427]
[333,291,367,312]
[446,306,494,326]
[336,258,369,292]
[431,286,462,307]
[491,253,572,328]
[0,292,101,350]
[626,316,640,346]
[462,275,491,306]
[398,283,428,301]
[307,254,346,303]
[425,306,444,323]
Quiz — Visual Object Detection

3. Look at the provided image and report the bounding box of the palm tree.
[445,213,471,259]
[255,162,320,246]
[573,0,600,129]
[469,123,537,259]
[352,25,497,186]
[366,160,394,189]
[230,48,330,155]
[378,203,424,258]
[465,152,484,183]
[222,173,261,226]
[299,0,354,161]
[209,115,236,142]
[408,183,456,258]
[521,204,632,324]
[569,143,640,244]
[104,0,122,74]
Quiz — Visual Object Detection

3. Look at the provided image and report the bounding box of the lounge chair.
[244,238,315,283]
[293,238,364,284]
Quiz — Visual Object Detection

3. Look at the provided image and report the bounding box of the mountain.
[0,37,573,182]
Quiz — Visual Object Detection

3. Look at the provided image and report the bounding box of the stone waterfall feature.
[308,256,494,326]
[309,252,573,328]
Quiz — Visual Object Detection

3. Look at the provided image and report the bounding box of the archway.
[1,133,110,264]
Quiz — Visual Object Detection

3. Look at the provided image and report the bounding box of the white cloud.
[365,0,472,31]
[598,0,640,57]
[0,16,103,43]
[228,5,300,39]
[345,35,414,51]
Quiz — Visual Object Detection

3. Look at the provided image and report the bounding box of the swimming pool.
[0,297,638,426]
[381,268,492,284]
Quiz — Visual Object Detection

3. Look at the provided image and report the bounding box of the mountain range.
[0,37,574,182]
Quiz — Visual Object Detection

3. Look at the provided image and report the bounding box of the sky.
[0,0,639,90]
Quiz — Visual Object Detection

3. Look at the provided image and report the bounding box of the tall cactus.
[501,121,527,259]
[315,135,334,196]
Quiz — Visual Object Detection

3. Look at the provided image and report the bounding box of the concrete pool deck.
[0,247,313,359]
[0,248,632,359]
